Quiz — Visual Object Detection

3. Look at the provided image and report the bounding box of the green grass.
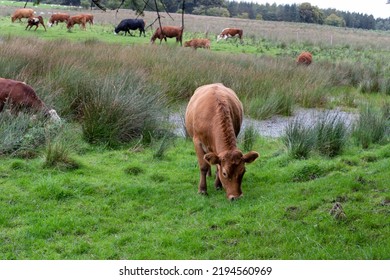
[0,136,389,259]
[0,3,389,260]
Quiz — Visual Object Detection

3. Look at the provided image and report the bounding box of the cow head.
[204,150,259,200]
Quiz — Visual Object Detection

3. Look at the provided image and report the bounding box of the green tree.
[299,2,324,24]
[324,13,345,27]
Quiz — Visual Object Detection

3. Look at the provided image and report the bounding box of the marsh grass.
[43,140,80,170]
[283,111,349,159]
[283,117,314,159]
[353,105,389,148]
[313,112,349,157]
[0,110,60,158]
[240,125,259,152]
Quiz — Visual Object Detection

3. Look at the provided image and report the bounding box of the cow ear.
[204,153,220,165]
[243,151,259,164]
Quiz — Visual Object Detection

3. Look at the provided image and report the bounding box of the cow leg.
[193,138,209,195]
[214,166,223,190]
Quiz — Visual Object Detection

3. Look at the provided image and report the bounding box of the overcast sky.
[243,1,390,19]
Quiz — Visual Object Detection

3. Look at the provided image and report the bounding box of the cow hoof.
[198,190,208,196]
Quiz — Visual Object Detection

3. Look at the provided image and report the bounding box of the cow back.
[185,83,243,151]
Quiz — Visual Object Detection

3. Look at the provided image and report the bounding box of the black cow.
[114,19,146,37]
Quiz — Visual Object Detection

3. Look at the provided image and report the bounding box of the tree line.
[19,0,390,30]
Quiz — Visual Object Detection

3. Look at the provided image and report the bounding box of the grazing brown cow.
[48,13,70,27]
[67,15,87,30]
[150,26,184,46]
[81,13,94,25]
[185,83,259,200]
[296,51,313,65]
[11,8,34,22]
[217,28,243,41]
[184,38,211,50]
[0,78,60,122]
[25,16,47,31]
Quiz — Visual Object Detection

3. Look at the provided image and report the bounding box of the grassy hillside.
[0,3,389,260]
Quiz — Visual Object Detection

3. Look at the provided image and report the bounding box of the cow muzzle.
[228,193,243,201]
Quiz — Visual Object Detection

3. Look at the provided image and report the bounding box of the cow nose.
[228,194,242,201]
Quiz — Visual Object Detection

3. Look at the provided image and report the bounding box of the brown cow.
[25,16,47,31]
[185,83,259,200]
[81,14,94,25]
[150,26,184,46]
[0,78,60,122]
[67,15,87,30]
[11,8,34,22]
[296,51,313,65]
[184,38,211,50]
[217,28,243,41]
[48,13,70,27]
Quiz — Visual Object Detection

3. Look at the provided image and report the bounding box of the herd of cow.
[9,8,246,50]
[4,8,313,200]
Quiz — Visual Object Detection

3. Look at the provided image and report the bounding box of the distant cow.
[0,78,60,122]
[82,13,94,25]
[151,26,183,46]
[48,13,70,27]
[184,38,211,50]
[296,51,313,65]
[11,8,34,22]
[185,83,259,200]
[25,16,47,31]
[114,18,146,37]
[217,28,243,41]
[67,15,87,30]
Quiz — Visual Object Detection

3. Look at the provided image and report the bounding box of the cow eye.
[222,170,228,178]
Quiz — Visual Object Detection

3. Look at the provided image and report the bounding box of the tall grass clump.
[283,117,314,159]
[248,90,294,119]
[81,75,166,148]
[43,139,80,170]
[240,125,258,152]
[152,133,176,159]
[353,105,389,149]
[313,111,349,157]
[0,110,61,158]
[283,111,350,158]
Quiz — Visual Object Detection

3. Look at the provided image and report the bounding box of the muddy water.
[169,108,358,138]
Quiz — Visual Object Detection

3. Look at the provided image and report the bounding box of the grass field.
[0,2,389,260]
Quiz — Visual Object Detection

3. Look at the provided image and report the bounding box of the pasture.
[0,3,389,260]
